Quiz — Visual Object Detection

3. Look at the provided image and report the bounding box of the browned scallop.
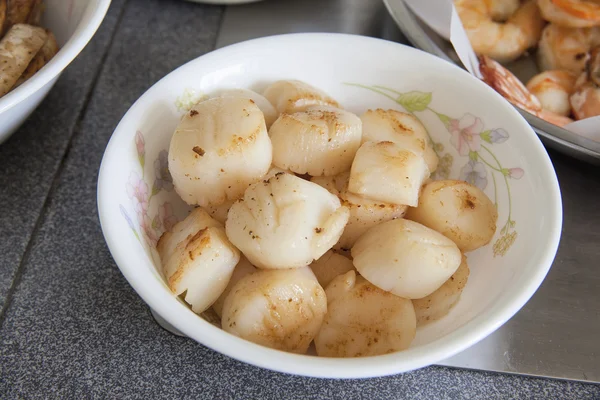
[352,219,462,299]
[263,80,339,114]
[311,172,407,250]
[157,208,240,314]
[221,267,327,354]
[361,109,439,173]
[212,256,257,318]
[348,141,430,207]
[413,255,470,326]
[309,250,355,288]
[314,271,416,357]
[405,180,498,252]
[168,97,272,208]
[269,105,362,176]
[225,172,349,270]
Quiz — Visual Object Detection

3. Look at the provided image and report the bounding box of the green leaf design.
[501,168,510,176]
[397,91,432,113]
[480,130,492,143]
[152,215,161,230]
[468,151,478,161]
[436,113,452,128]
[152,184,160,196]
[138,154,145,168]
[132,229,141,243]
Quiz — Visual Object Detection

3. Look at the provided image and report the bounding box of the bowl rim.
[97,32,563,379]
[0,0,112,115]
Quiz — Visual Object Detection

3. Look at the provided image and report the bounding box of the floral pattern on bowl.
[348,84,524,257]
[120,131,180,265]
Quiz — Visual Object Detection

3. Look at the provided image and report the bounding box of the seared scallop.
[352,218,461,299]
[202,167,288,224]
[169,96,272,208]
[221,267,327,354]
[225,172,349,269]
[413,255,470,326]
[361,109,439,172]
[314,271,416,357]
[405,180,498,252]
[213,88,279,127]
[311,172,407,250]
[212,256,257,318]
[263,80,339,114]
[348,141,430,207]
[269,105,362,176]
[157,208,240,314]
[309,250,355,288]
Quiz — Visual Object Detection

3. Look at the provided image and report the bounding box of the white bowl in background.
[0,0,111,144]
[98,33,562,378]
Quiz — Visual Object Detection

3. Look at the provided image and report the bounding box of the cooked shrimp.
[538,24,600,73]
[479,54,543,111]
[538,0,600,28]
[538,109,575,125]
[455,0,545,63]
[479,55,573,126]
[526,70,577,115]
[570,46,600,119]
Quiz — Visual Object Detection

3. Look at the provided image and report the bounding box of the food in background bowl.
[0,0,110,145]
[98,33,562,378]
[455,0,600,126]
[0,1,59,98]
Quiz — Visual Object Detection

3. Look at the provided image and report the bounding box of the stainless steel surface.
[216,0,600,383]
[216,0,405,48]
[383,0,600,165]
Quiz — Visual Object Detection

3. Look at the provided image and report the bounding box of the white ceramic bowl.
[0,0,111,144]
[97,33,562,378]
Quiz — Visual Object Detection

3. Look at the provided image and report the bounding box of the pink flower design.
[507,167,524,179]
[159,203,178,232]
[126,172,149,215]
[449,114,484,156]
[140,214,159,247]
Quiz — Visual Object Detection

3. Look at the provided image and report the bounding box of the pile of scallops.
[159,80,498,357]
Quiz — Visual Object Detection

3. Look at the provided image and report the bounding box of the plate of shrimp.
[385,0,600,164]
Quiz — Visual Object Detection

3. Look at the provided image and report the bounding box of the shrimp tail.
[479,55,543,112]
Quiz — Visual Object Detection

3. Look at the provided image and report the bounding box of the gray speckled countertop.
[1,0,599,398]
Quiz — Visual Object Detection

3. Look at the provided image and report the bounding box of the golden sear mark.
[192,146,205,156]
